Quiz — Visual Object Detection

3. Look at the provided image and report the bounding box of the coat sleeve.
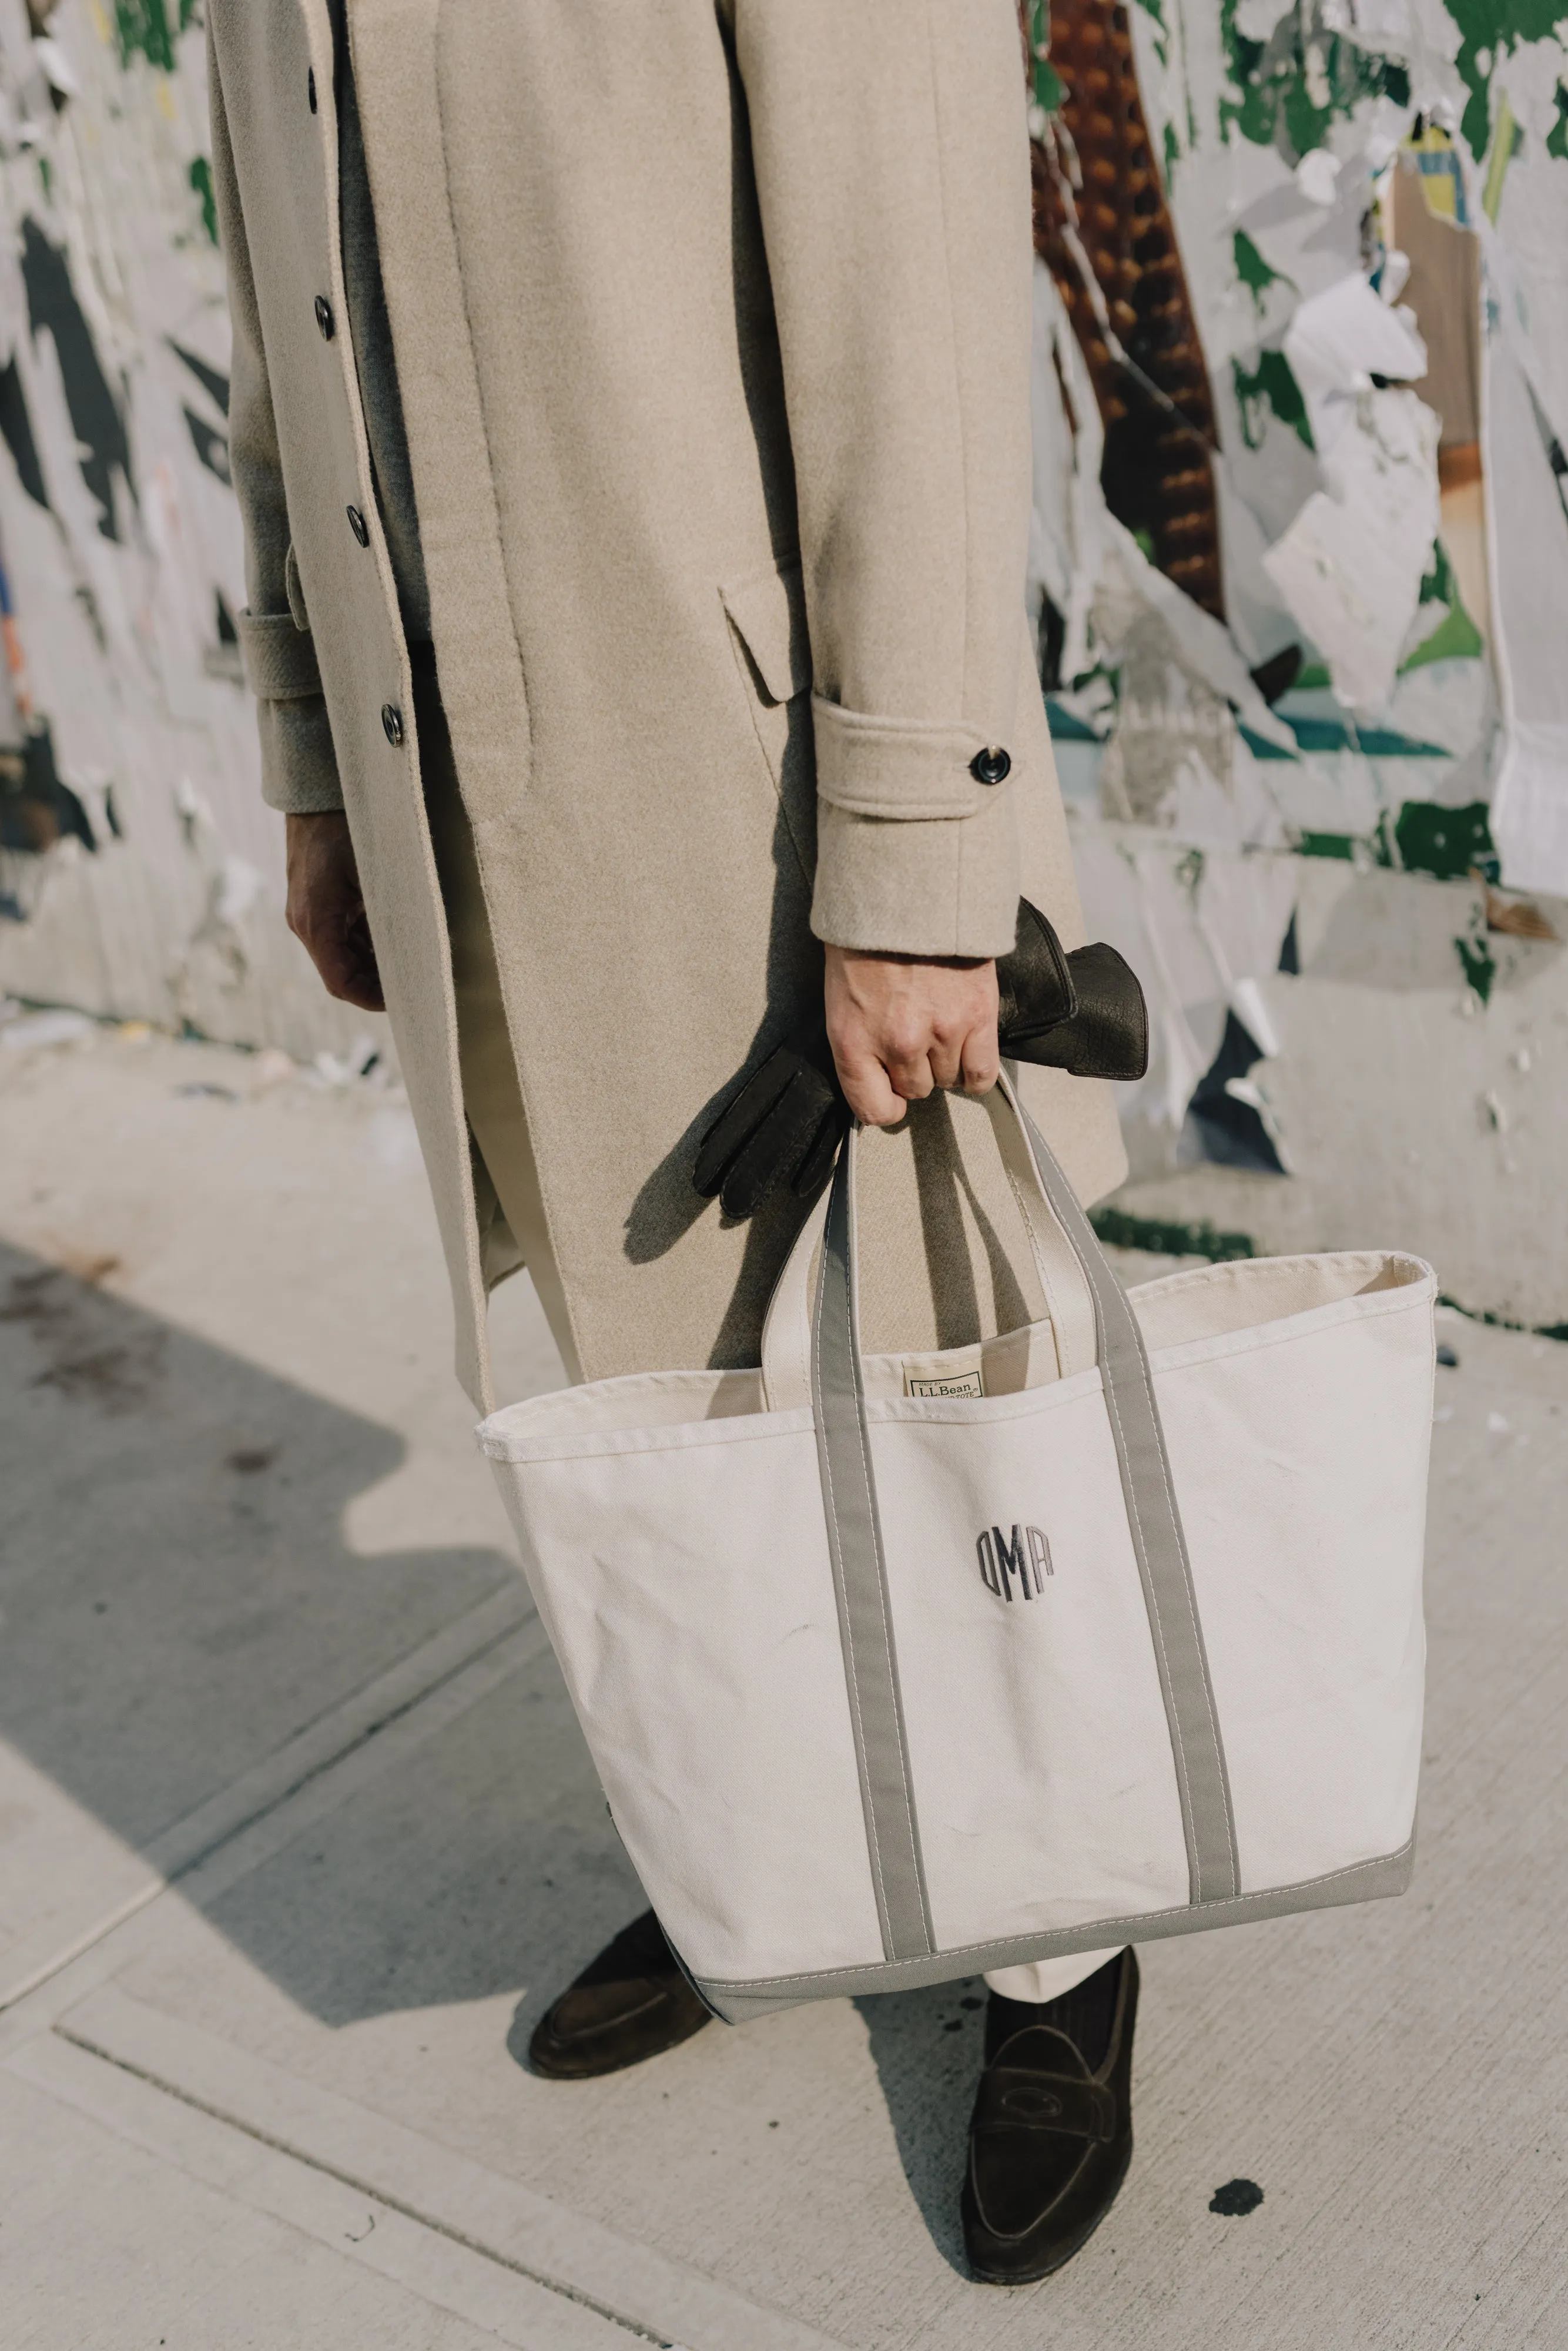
[207,19,343,815]
[729,0,1034,956]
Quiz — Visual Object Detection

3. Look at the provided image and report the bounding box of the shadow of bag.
[478,1076,1433,2022]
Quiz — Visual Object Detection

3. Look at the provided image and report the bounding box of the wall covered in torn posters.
[0,1,1564,1312]
[1021,0,1568,1322]
[0,0,381,1061]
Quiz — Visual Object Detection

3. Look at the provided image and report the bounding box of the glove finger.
[996,897,1076,1041]
[792,1100,851,1201]
[719,1069,840,1218]
[693,1044,802,1196]
[1005,942,1148,1079]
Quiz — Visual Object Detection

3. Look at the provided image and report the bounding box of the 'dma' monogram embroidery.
[977,1523,1053,1602]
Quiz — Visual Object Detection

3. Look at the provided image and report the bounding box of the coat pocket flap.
[720,555,810,706]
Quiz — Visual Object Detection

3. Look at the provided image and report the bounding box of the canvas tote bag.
[479,1076,1435,2023]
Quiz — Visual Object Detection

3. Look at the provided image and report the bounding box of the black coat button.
[970,745,1011,785]
[314,294,334,339]
[381,703,404,746]
[307,66,317,113]
[347,504,368,547]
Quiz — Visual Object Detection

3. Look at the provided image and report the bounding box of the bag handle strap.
[763,1079,1239,1961]
[759,1071,1097,1414]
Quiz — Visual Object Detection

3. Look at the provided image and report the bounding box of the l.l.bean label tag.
[904,1367,984,1399]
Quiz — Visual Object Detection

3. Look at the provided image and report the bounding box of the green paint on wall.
[1023,1,1064,119]
[1549,83,1568,160]
[1482,93,1524,220]
[1455,933,1496,1001]
[1445,0,1568,161]
[1090,1207,1257,1262]
[1220,0,1409,156]
[1401,600,1486,669]
[1296,830,1359,859]
[1395,799,1494,880]
[1232,350,1314,450]
[188,156,217,246]
[114,0,200,72]
[1234,229,1290,309]
[1406,541,1486,664]
[1419,541,1458,605]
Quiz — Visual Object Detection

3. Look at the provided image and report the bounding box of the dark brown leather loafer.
[962,1947,1139,2283]
[528,1909,713,2079]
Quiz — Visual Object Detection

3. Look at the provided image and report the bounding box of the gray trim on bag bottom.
[1011,1093,1241,1908]
[810,1143,935,1962]
[690,1838,1416,2024]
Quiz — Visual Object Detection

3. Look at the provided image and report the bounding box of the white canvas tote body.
[479,1077,1435,2023]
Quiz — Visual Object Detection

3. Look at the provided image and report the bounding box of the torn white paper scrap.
[1483,335,1568,895]
[1261,386,1440,715]
[1232,0,1294,39]
[1094,517,1296,752]
[1295,150,1342,208]
[1284,270,1429,456]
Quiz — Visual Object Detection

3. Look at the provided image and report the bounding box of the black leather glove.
[693,901,1148,1218]
[692,1020,846,1220]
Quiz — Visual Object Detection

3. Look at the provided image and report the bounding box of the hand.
[285,811,384,1010]
[824,945,999,1127]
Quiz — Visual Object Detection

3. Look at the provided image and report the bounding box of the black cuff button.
[381,703,404,746]
[314,294,335,339]
[970,745,1011,785]
[347,504,368,546]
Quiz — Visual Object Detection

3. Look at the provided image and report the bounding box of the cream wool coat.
[207,0,1127,1406]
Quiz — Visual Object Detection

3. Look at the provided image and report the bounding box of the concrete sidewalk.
[1,1020,1563,2350]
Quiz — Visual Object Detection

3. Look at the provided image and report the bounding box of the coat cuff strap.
[237,608,324,702]
[811,693,1017,820]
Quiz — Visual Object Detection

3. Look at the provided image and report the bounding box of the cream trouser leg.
[983,1947,1124,2002]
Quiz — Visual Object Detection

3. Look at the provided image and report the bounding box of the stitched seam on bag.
[702,1841,1415,1991]
[816,1422,893,1940]
[1145,1287,1435,1379]
[1095,1347,1204,1877]
[842,1249,930,1954]
[813,1208,894,1949]
[1088,1245,1238,1892]
[845,1132,933,1951]
[1130,1251,1431,1308]
[1016,1091,1238,1893]
[1000,1151,1075,1378]
[1009,1090,1228,1895]
[477,1412,813,1463]
[1008,1098,1202,1870]
[1113,1311,1239,1887]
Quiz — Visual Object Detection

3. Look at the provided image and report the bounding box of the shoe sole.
[528,2006,713,2080]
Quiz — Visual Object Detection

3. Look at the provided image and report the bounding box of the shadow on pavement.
[855,1981,987,2277]
[1,1236,980,2264]
[0,1238,596,2019]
